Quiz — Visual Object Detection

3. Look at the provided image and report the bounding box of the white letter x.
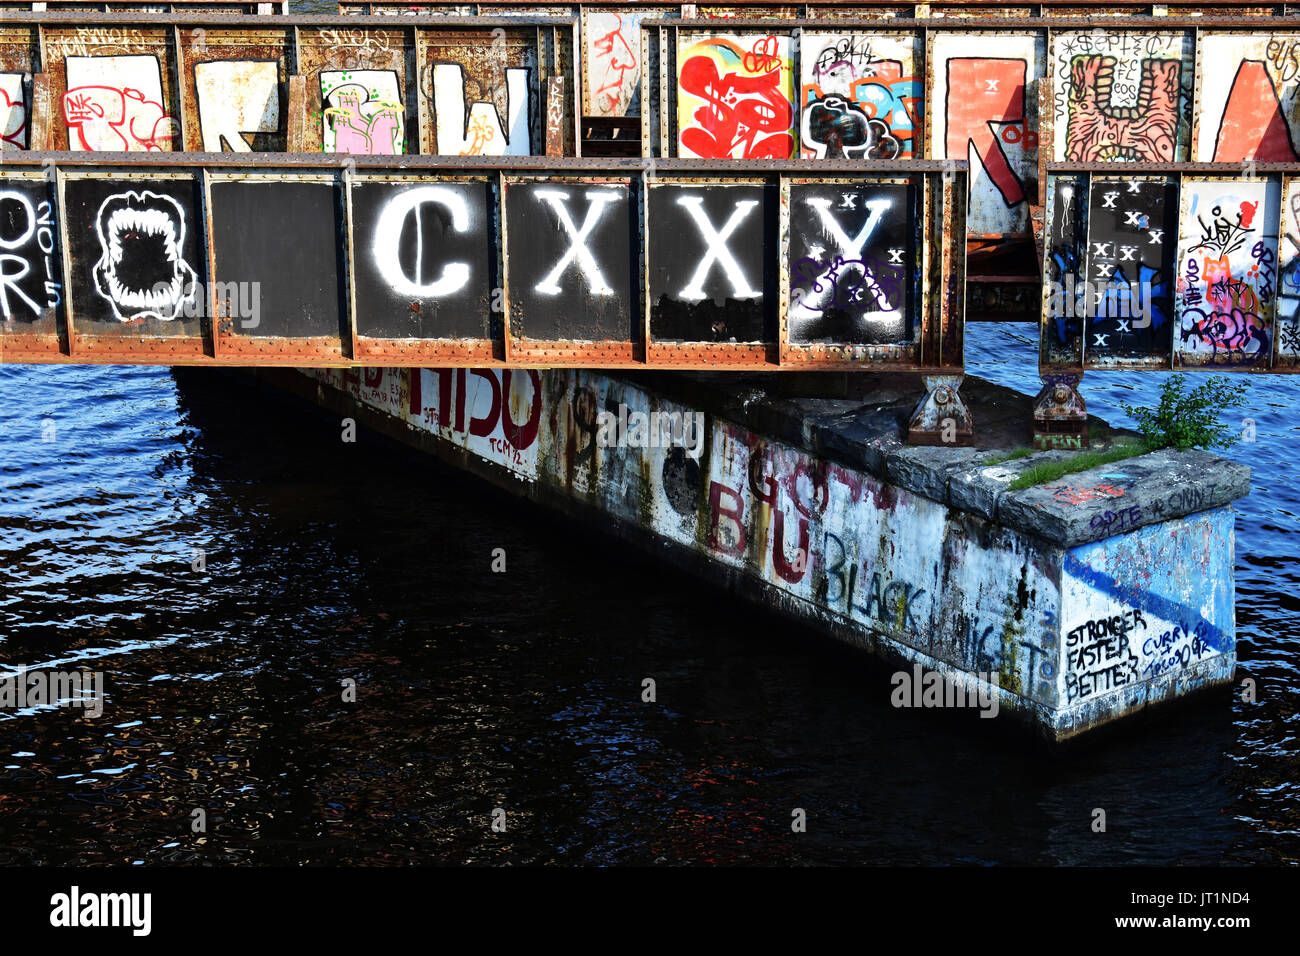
[678,196,761,301]
[534,188,620,296]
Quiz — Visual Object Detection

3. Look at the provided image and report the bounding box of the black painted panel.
[210,180,344,339]
[0,179,61,327]
[350,180,495,341]
[64,177,204,336]
[647,183,772,344]
[504,180,636,343]
[1084,178,1178,359]
[787,181,915,346]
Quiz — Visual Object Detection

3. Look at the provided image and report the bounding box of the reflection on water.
[0,321,1296,864]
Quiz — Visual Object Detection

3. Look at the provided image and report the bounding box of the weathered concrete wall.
[272,365,1248,742]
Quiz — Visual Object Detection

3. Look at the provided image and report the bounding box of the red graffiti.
[590,14,638,113]
[1046,481,1127,505]
[743,35,783,75]
[420,368,542,451]
[0,85,26,149]
[63,85,176,151]
[1239,200,1258,229]
[944,58,1027,206]
[1212,60,1300,162]
[679,52,794,159]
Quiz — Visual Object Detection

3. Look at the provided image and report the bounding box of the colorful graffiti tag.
[799,32,921,160]
[1175,179,1279,365]
[322,70,404,155]
[676,33,796,160]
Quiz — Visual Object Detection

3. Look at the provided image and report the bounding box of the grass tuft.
[1007,440,1149,491]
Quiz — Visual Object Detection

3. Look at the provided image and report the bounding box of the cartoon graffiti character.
[92,190,198,322]
[1065,55,1181,162]
[323,83,403,155]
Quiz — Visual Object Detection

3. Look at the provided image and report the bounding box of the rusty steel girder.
[0,154,968,371]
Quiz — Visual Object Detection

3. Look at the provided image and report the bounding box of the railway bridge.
[0,0,1289,739]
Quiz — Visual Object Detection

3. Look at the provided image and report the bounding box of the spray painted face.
[93,190,198,321]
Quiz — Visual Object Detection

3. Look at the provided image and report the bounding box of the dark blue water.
[0,322,1296,865]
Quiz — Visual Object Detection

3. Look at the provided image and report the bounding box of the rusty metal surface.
[174,25,291,152]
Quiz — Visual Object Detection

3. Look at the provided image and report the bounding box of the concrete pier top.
[623,371,1252,549]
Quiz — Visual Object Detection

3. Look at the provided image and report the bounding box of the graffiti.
[63,56,177,152]
[1141,621,1214,679]
[416,368,541,469]
[944,58,1028,206]
[929,33,1040,234]
[0,73,27,150]
[193,60,279,152]
[1280,314,1300,353]
[1089,505,1143,536]
[1063,55,1181,162]
[1177,182,1278,361]
[318,28,394,56]
[371,185,471,297]
[322,70,403,155]
[52,28,150,59]
[1064,608,1144,703]
[853,571,927,634]
[646,184,767,343]
[800,32,919,160]
[504,180,635,340]
[1053,31,1191,163]
[952,615,1000,674]
[0,188,60,321]
[1085,178,1178,356]
[1189,201,1257,259]
[431,63,531,156]
[91,190,198,322]
[1206,59,1300,162]
[1046,481,1126,505]
[802,96,897,160]
[585,10,641,117]
[531,189,621,296]
[676,197,761,302]
[677,34,796,159]
[787,183,911,345]
[1278,182,1300,357]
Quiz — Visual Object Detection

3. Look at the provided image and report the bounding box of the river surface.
[0,320,1296,866]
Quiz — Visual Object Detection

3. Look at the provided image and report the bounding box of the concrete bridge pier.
[254,364,1249,744]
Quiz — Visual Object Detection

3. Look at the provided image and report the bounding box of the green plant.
[1121,374,1248,451]
[1007,440,1147,490]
